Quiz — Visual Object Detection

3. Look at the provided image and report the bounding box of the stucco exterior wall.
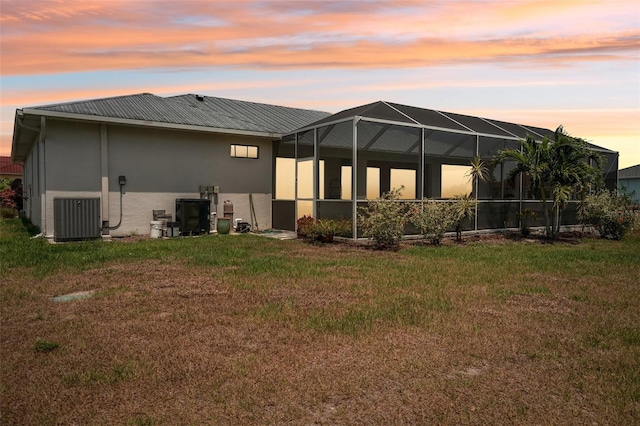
[46,121,101,192]
[36,118,274,237]
[23,143,41,230]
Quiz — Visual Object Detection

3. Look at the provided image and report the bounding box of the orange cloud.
[1,0,638,75]
[3,31,638,76]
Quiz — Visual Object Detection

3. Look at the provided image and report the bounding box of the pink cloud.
[1,0,638,75]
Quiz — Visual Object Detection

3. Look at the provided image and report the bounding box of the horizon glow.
[1,0,638,167]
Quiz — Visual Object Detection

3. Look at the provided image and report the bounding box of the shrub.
[410,199,456,245]
[296,215,315,238]
[0,178,22,214]
[358,188,408,249]
[581,190,638,240]
[306,219,339,243]
[0,186,17,209]
[518,208,538,236]
[335,219,353,238]
[597,211,636,240]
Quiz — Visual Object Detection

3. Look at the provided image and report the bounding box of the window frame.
[230,144,259,159]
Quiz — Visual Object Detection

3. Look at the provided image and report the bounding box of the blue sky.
[1,0,638,167]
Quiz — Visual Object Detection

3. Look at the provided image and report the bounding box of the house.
[11,94,618,239]
[0,156,22,182]
[11,93,330,238]
[618,164,640,204]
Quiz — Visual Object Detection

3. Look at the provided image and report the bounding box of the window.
[441,165,472,198]
[390,168,416,199]
[230,144,258,159]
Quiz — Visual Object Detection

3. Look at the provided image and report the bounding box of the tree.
[494,126,602,238]
[452,194,477,241]
[466,156,490,192]
[546,127,602,236]
[494,134,553,236]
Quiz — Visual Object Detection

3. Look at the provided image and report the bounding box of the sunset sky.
[1,0,638,167]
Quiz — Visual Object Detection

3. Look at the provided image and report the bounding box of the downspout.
[100,124,110,232]
[14,112,41,220]
[38,116,47,236]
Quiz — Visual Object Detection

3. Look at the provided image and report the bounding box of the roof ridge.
[167,94,331,115]
[30,93,158,110]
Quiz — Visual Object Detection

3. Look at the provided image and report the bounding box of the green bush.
[334,219,353,238]
[580,190,638,240]
[410,200,457,245]
[296,215,315,238]
[358,188,408,249]
[306,219,339,243]
[597,210,637,240]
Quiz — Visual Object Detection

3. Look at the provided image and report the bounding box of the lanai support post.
[352,117,360,240]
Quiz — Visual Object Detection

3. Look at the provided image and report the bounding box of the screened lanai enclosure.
[272,101,619,238]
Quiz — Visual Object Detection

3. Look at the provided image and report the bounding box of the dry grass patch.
[1,219,639,424]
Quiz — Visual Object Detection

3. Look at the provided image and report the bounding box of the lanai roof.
[289,101,615,153]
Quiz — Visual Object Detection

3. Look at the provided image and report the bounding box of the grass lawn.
[1,218,639,425]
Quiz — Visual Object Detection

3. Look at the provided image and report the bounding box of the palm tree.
[453,194,477,241]
[494,134,553,237]
[547,127,602,236]
[465,156,490,230]
[466,156,490,196]
[494,126,603,238]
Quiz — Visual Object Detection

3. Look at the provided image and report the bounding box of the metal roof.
[31,93,330,135]
[12,93,331,162]
[619,164,640,179]
[169,94,330,135]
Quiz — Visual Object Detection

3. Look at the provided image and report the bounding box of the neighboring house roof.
[291,100,615,153]
[12,93,331,162]
[0,156,22,176]
[619,164,640,179]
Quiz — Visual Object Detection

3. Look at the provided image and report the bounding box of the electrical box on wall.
[213,185,219,194]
